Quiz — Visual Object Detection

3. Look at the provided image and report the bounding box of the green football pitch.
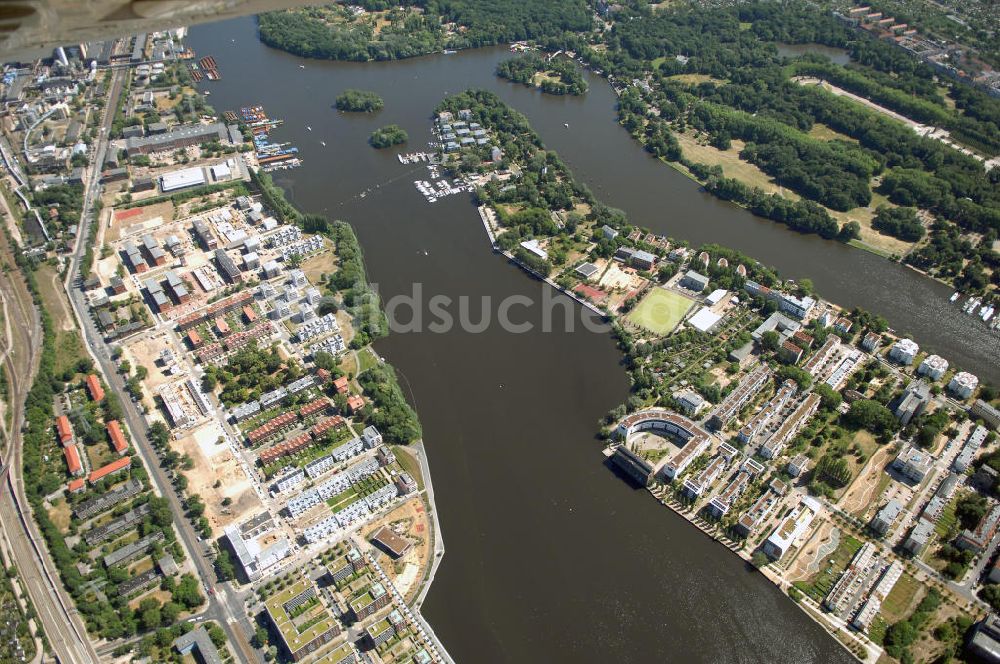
[627,288,694,334]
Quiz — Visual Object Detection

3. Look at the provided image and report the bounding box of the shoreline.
[475,196,876,662]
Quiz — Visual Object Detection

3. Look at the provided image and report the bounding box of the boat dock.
[236,105,302,173]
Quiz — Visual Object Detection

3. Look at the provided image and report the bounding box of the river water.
[188,16,989,663]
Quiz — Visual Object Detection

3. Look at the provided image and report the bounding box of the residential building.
[968,613,1000,663]
[214,248,242,283]
[861,331,881,352]
[680,270,709,292]
[787,454,809,478]
[88,456,131,483]
[949,371,980,400]
[889,338,919,365]
[106,420,128,455]
[629,250,656,271]
[903,518,935,556]
[63,443,83,476]
[973,399,1000,430]
[892,444,933,483]
[55,415,73,445]
[918,354,949,380]
[893,381,931,426]
[957,502,1000,553]
[265,577,341,662]
[86,373,105,401]
[954,425,989,473]
[707,364,772,430]
[871,499,904,536]
[173,627,223,664]
[762,497,821,559]
[675,390,706,417]
[349,582,391,621]
[779,340,804,364]
[224,512,290,582]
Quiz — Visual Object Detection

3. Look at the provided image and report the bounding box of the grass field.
[628,288,693,335]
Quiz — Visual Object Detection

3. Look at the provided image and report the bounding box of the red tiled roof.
[333,376,349,394]
[67,478,86,493]
[64,444,82,476]
[242,305,257,322]
[299,398,330,419]
[86,374,105,402]
[88,456,131,483]
[107,420,128,455]
[56,415,73,444]
[347,395,365,413]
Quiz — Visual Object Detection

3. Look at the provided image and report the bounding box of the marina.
[237,105,302,173]
[413,175,471,203]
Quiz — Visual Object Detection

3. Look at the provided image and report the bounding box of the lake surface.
[188,16,990,663]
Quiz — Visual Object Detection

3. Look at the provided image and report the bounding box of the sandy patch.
[175,422,262,531]
[110,202,175,241]
[838,446,893,517]
[598,262,645,292]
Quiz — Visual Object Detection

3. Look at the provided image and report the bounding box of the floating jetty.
[236,105,302,173]
[398,152,432,164]
[413,177,472,203]
[199,55,221,80]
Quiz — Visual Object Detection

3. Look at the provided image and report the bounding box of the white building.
[762,496,821,560]
[889,338,919,365]
[918,354,949,380]
[949,371,979,399]
[159,166,206,192]
[224,513,290,582]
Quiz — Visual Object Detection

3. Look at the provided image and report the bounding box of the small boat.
[306,126,312,131]
[299,64,305,69]
[564,123,569,128]
[320,141,326,146]
[950,292,961,302]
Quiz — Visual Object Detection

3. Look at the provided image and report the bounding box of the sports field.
[627,288,694,334]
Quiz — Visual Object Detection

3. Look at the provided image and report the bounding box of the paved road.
[63,68,260,663]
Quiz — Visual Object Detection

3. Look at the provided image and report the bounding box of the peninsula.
[430,88,1000,663]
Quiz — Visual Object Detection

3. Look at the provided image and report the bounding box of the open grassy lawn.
[627,288,694,335]
[808,123,859,143]
[880,572,923,624]
[668,73,727,86]
[674,132,778,192]
[673,132,913,258]
[393,446,424,491]
[793,534,863,601]
[357,347,379,374]
[300,241,336,284]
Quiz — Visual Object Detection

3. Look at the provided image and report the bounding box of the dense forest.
[259,0,591,61]
[585,1,1000,290]
[369,124,408,148]
[496,53,588,95]
[334,88,385,112]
